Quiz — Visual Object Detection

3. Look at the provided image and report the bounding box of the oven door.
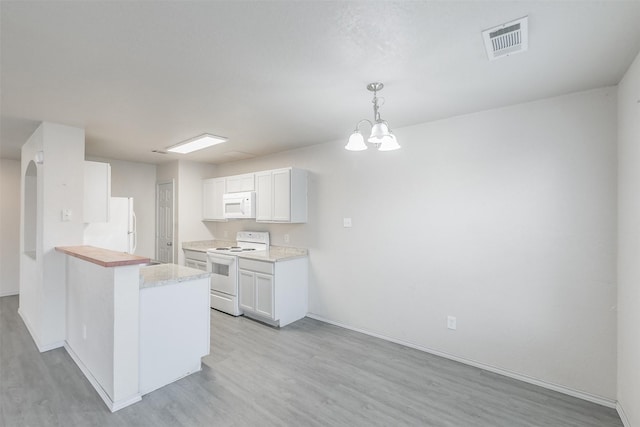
[206,253,237,296]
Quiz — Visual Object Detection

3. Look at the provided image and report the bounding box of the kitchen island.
[56,246,210,412]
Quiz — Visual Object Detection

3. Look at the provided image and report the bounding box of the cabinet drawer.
[183,249,207,263]
[238,258,274,275]
[186,259,207,271]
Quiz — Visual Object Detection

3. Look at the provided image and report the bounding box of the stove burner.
[210,244,264,253]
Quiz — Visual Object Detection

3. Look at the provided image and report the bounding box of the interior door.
[156,180,174,263]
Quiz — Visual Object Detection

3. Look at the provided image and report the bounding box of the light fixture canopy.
[167,133,228,154]
[345,82,400,152]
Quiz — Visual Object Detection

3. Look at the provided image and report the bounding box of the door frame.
[155,179,175,262]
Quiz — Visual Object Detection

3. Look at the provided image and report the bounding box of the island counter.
[55,245,150,267]
[56,245,210,412]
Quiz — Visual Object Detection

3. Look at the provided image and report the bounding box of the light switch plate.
[343,218,352,228]
[447,316,457,330]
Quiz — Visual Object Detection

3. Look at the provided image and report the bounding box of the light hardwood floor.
[0,295,623,426]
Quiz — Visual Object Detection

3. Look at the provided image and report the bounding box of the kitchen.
[1,2,640,426]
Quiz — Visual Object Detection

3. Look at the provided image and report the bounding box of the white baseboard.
[617,402,631,427]
[18,308,64,352]
[64,343,141,412]
[306,313,617,409]
[0,290,19,297]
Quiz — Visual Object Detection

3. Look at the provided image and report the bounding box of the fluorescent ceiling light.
[166,133,228,154]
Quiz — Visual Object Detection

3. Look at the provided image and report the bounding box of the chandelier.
[345,82,401,151]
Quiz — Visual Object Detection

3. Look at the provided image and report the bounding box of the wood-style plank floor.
[0,295,622,426]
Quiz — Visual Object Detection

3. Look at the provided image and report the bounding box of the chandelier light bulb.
[377,133,401,151]
[345,131,368,151]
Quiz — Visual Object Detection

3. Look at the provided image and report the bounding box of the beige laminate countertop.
[55,245,150,267]
[236,246,308,262]
[182,240,235,252]
[139,264,211,289]
[182,240,308,262]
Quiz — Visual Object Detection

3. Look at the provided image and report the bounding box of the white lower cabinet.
[240,269,274,319]
[238,257,308,327]
[184,250,207,271]
[255,273,274,318]
[186,259,206,271]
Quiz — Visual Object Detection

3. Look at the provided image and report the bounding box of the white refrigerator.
[84,197,137,253]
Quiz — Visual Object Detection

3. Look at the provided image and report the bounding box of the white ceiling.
[2,1,640,164]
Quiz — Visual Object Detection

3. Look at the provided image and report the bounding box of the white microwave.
[223,191,256,219]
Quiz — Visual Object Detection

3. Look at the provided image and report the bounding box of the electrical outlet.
[61,209,72,222]
[447,316,457,330]
[223,230,228,238]
[284,234,290,243]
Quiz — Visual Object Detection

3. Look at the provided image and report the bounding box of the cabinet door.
[84,161,111,223]
[203,178,226,221]
[239,270,256,311]
[272,168,291,222]
[202,179,216,220]
[255,172,273,221]
[255,273,274,319]
[226,173,255,193]
[212,178,226,219]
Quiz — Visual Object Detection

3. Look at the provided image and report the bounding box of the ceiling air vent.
[482,16,528,61]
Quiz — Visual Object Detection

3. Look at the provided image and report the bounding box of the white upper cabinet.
[255,167,307,223]
[202,177,226,221]
[84,161,111,223]
[203,167,307,223]
[255,172,273,221]
[225,173,255,193]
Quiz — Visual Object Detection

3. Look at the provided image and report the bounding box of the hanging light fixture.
[345,82,400,152]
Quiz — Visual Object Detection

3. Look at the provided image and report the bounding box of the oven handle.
[207,254,236,266]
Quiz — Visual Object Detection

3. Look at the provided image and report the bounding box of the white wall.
[617,51,640,426]
[87,157,157,259]
[213,88,618,403]
[19,122,85,351]
[177,160,217,265]
[0,158,21,296]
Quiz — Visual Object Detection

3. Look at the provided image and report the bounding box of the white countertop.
[139,264,210,289]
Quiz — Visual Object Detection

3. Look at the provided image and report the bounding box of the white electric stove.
[206,231,269,315]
